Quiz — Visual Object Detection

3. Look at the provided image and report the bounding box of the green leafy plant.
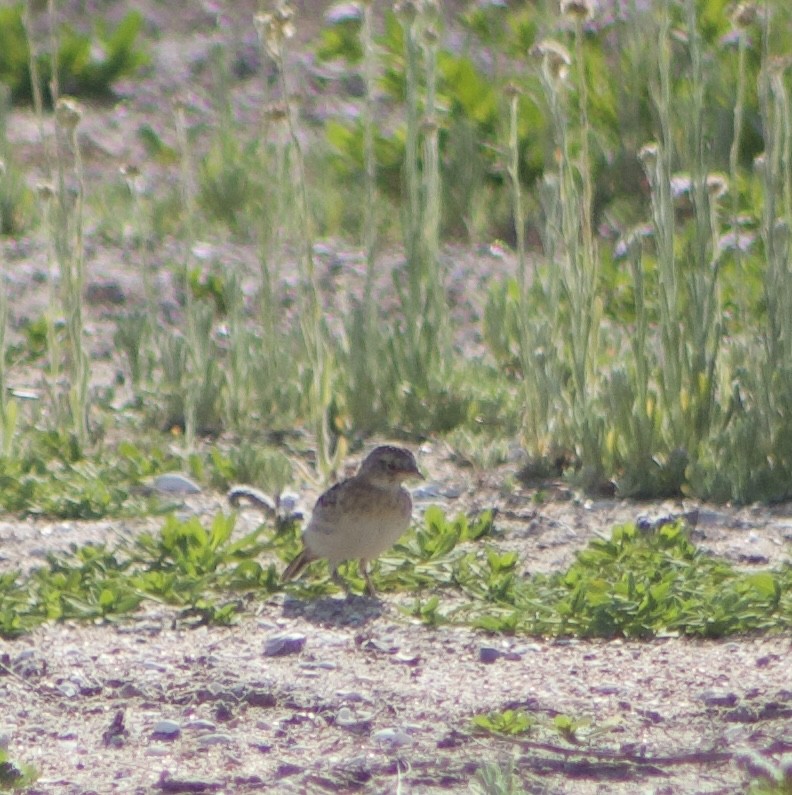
[407,517,792,640]
[0,85,32,235]
[0,435,182,518]
[471,759,528,795]
[1,5,147,102]
[0,747,37,791]
[0,511,286,637]
[471,709,535,737]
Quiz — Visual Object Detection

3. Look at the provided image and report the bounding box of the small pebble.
[184,720,216,732]
[263,632,306,657]
[478,646,501,664]
[197,733,233,748]
[372,728,411,750]
[591,683,622,696]
[57,682,78,698]
[151,473,202,495]
[336,707,373,733]
[246,690,277,708]
[151,720,181,740]
[412,483,443,500]
[698,690,739,708]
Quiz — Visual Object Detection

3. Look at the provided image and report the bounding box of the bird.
[282,445,423,596]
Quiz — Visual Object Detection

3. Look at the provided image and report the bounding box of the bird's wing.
[307,479,351,534]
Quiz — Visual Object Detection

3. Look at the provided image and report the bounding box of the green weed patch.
[401,519,792,639]
[0,512,289,637]
[1,508,788,641]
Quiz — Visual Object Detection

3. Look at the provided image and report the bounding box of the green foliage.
[0,512,283,637]
[471,709,535,737]
[0,434,183,518]
[1,507,791,643]
[471,708,602,746]
[0,85,32,235]
[406,518,792,640]
[197,136,263,236]
[0,6,147,102]
[204,443,292,494]
[315,8,362,63]
[471,759,528,795]
[0,748,37,791]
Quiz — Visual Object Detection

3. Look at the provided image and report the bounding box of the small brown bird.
[282,445,423,596]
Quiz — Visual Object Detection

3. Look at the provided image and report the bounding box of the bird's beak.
[408,463,424,480]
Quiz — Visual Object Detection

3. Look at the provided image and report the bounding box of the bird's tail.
[281,547,314,584]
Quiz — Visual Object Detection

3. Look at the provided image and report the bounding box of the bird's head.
[358,446,423,486]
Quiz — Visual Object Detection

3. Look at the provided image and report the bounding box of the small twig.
[510,736,732,767]
[0,657,59,703]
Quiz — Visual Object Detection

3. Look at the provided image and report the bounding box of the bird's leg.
[330,565,351,595]
[359,559,376,598]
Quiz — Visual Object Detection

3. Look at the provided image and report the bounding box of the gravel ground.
[2,476,792,794]
[2,596,791,794]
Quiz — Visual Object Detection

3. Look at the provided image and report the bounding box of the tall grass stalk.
[174,100,200,450]
[24,0,91,445]
[728,7,751,283]
[256,2,342,478]
[343,0,386,430]
[534,27,602,481]
[506,85,527,291]
[256,105,291,419]
[393,0,449,407]
[607,227,659,495]
[645,5,682,444]
[114,164,156,399]
[361,0,377,309]
[30,0,91,446]
[681,0,722,447]
[0,165,18,457]
[54,98,90,447]
[505,82,559,455]
[567,13,602,475]
[757,5,792,422]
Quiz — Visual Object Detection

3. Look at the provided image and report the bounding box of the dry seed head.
[731,2,757,29]
[255,2,295,58]
[421,116,439,135]
[119,163,141,180]
[394,1,419,23]
[264,102,289,122]
[561,0,595,21]
[503,81,521,99]
[36,181,55,202]
[423,25,439,45]
[705,173,728,199]
[55,97,82,131]
[638,142,659,169]
[532,39,572,83]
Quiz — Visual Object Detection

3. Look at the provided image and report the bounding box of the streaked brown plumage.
[282,445,423,596]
